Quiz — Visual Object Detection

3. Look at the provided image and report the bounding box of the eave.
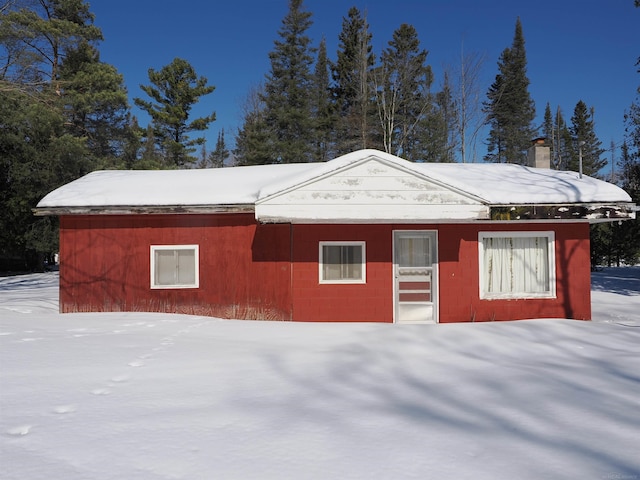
[33,204,255,216]
[489,203,637,223]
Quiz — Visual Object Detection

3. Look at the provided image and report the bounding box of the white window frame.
[478,231,556,299]
[150,245,200,289]
[319,241,366,284]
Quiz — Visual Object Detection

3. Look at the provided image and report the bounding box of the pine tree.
[58,40,130,168]
[543,103,564,169]
[569,100,606,175]
[197,143,209,169]
[553,107,573,170]
[374,23,432,160]
[483,18,536,164]
[434,72,458,162]
[332,7,375,154]
[234,84,274,165]
[134,57,216,167]
[542,103,553,146]
[137,124,164,169]
[262,0,315,163]
[417,72,458,163]
[311,37,334,162]
[0,0,117,269]
[0,0,102,88]
[209,130,229,168]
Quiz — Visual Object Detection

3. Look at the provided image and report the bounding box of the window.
[151,245,199,289]
[478,232,555,299]
[319,242,365,283]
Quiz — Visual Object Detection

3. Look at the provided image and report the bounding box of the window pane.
[322,245,363,281]
[155,250,177,285]
[176,249,196,285]
[398,237,430,268]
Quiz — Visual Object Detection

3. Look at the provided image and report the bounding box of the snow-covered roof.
[36,163,316,209]
[36,149,633,222]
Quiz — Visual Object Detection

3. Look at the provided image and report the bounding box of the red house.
[35,149,635,323]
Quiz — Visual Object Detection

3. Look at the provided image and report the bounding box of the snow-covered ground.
[1,268,639,479]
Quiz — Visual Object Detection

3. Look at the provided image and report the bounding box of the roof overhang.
[33,204,255,216]
[490,203,636,223]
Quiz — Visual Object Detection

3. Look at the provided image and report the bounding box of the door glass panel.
[397,236,430,268]
[394,232,437,323]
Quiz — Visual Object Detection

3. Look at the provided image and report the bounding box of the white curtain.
[483,236,549,295]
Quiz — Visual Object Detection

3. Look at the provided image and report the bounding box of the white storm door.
[394,231,438,324]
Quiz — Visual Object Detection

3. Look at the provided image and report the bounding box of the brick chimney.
[527,137,551,169]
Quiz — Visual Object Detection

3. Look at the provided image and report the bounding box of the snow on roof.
[36,163,316,209]
[36,149,632,211]
[410,162,630,204]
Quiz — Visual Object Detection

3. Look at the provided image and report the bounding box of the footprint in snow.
[110,374,129,383]
[128,360,144,367]
[52,405,76,414]
[6,425,32,436]
[91,388,111,396]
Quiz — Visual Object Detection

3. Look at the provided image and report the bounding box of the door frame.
[392,230,439,324]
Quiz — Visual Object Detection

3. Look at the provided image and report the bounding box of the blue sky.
[90,0,638,167]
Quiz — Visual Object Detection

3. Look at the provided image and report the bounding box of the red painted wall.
[290,223,591,322]
[437,223,591,323]
[59,214,591,323]
[59,214,292,319]
[291,224,394,322]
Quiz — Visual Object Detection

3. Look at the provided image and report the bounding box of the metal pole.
[578,141,585,179]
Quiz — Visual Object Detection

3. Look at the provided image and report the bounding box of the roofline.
[256,152,490,205]
[33,204,255,216]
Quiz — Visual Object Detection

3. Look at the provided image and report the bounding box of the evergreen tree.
[209,129,229,168]
[0,87,86,269]
[262,0,315,163]
[58,40,130,168]
[374,23,432,160]
[614,141,640,265]
[543,103,566,169]
[0,0,102,87]
[553,107,573,170]
[542,102,554,147]
[569,100,606,175]
[196,143,209,168]
[483,18,536,164]
[434,72,458,162]
[590,142,639,267]
[417,72,458,163]
[137,124,164,169]
[0,0,119,269]
[234,84,273,165]
[122,116,143,168]
[134,57,216,167]
[332,7,376,154]
[311,37,334,162]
